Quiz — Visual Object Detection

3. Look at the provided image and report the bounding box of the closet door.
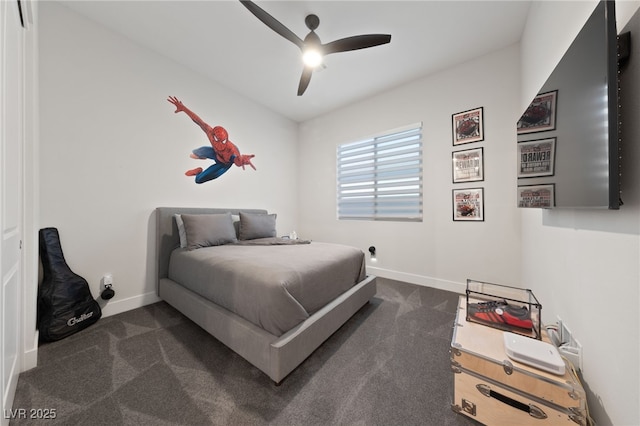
[1,0,25,422]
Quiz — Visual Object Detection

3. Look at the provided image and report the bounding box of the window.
[337,123,423,221]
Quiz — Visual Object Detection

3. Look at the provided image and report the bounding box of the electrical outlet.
[557,316,564,341]
[103,273,113,288]
[556,316,583,371]
[557,316,572,344]
[574,338,583,370]
[547,327,561,347]
[100,273,116,301]
[559,341,583,371]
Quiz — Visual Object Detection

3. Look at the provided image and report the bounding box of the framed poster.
[452,147,484,183]
[517,137,556,178]
[517,90,557,134]
[452,107,484,145]
[452,188,484,221]
[517,184,555,208]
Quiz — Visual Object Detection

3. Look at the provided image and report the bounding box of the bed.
[155,207,377,384]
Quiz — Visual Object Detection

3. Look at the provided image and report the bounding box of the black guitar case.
[38,227,101,342]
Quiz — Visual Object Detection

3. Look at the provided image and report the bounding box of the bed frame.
[155,207,377,384]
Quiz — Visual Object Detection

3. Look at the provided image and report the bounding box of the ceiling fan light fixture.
[240,1,391,95]
[302,48,323,68]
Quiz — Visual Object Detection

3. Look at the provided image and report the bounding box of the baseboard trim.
[99,291,162,318]
[367,266,466,295]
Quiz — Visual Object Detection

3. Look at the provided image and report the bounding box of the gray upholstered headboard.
[155,207,268,286]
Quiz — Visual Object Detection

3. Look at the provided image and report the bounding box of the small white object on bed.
[156,207,376,384]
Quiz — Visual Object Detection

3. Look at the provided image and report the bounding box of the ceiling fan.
[239,0,392,96]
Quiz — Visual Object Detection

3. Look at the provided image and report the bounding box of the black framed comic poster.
[452,188,484,221]
[452,107,484,145]
[517,138,556,178]
[517,90,558,134]
[452,147,484,183]
[517,184,555,208]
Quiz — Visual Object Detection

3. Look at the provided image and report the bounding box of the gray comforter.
[168,240,367,336]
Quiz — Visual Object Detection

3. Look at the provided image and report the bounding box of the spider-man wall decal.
[168,96,256,183]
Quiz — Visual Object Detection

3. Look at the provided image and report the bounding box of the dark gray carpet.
[10,278,477,425]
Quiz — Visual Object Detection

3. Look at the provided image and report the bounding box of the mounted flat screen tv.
[517,1,622,209]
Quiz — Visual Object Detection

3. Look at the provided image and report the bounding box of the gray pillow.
[174,214,187,248]
[239,212,277,240]
[181,213,238,250]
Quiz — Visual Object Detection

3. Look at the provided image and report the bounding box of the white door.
[1,0,25,423]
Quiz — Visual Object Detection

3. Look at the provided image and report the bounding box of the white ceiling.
[58,0,532,122]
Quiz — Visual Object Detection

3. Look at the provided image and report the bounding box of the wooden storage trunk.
[451,296,587,425]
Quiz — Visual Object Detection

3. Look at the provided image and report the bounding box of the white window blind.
[337,123,423,221]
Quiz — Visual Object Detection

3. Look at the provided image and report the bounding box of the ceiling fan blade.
[239,1,304,49]
[323,34,391,55]
[297,67,314,96]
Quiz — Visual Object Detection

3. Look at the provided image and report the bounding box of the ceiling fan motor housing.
[240,1,391,95]
[305,14,320,31]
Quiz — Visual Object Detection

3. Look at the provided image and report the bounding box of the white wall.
[299,45,522,293]
[519,2,640,425]
[38,2,298,317]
